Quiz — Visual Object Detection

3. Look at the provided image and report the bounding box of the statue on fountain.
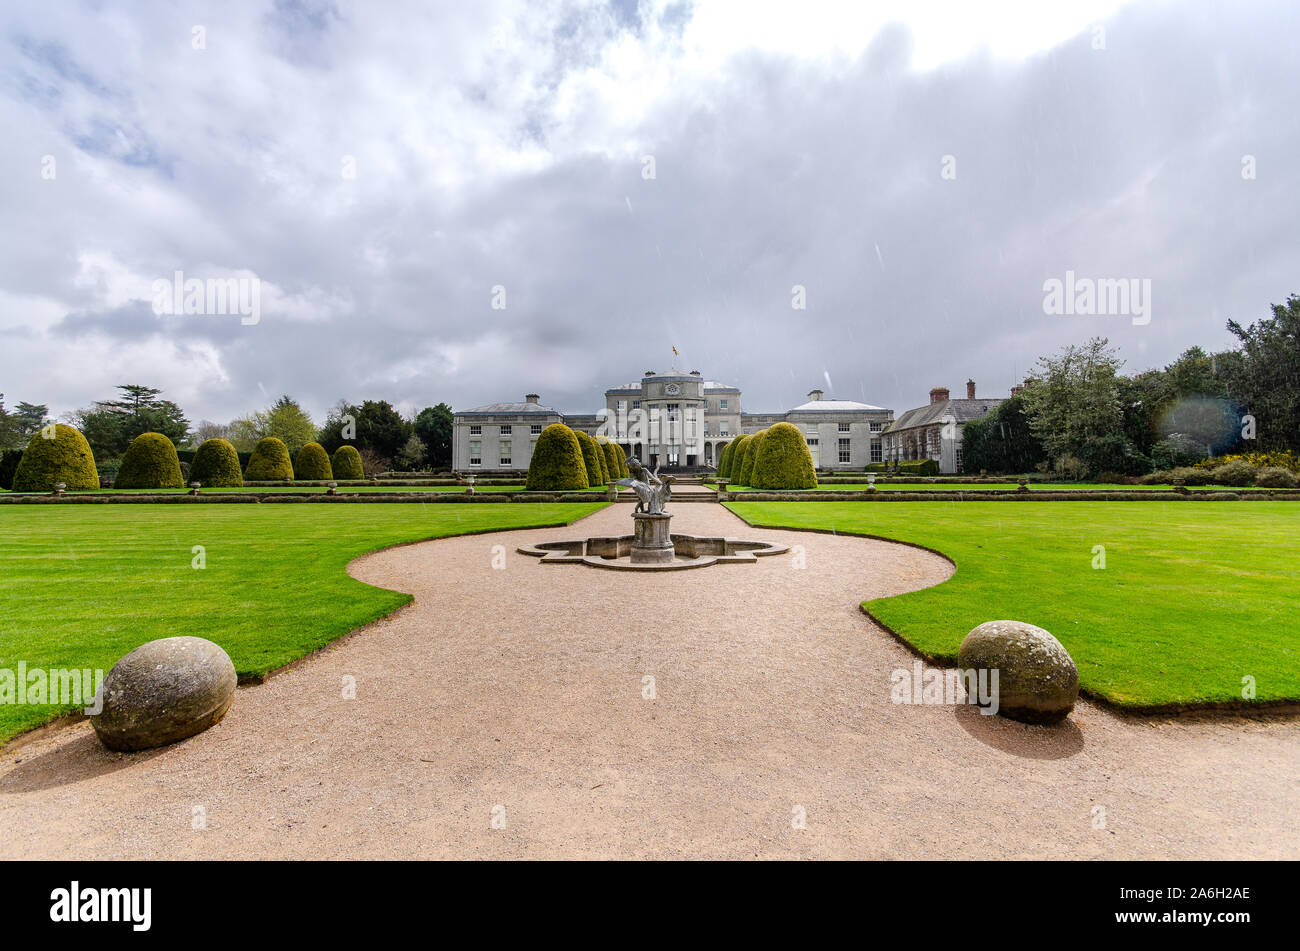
[617,456,674,514]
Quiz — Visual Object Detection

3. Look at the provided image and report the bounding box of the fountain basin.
[518,532,789,571]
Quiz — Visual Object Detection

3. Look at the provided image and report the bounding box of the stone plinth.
[630,512,674,565]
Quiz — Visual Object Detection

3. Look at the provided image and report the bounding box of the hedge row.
[1140,461,1299,489]
[0,426,408,491]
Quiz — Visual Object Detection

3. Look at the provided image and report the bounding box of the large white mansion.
[451,368,894,473]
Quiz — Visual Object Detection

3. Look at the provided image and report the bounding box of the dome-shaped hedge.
[115,432,185,489]
[751,422,818,489]
[573,429,606,487]
[607,442,629,478]
[526,424,589,490]
[294,442,333,481]
[586,431,610,485]
[600,440,624,483]
[244,436,294,481]
[331,445,364,480]
[735,431,766,487]
[723,434,749,483]
[716,440,734,479]
[12,424,100,491]
[190,438,244,487]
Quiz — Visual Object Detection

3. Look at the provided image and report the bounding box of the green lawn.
[0,501,604,745]
[726,500,1300,708]
[724,482,1188,491]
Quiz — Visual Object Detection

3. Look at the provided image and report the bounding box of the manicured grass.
[726,500,1300,708]
[0,501,604,745]
[725,482,1187,491]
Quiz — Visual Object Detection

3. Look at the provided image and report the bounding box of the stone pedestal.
[630,513,674,565]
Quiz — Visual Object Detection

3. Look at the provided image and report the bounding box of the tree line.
[963,295,1300,476]
[0,386,454,474]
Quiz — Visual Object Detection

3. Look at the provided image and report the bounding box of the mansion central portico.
[452,368,894,473]
[600,370,737,468]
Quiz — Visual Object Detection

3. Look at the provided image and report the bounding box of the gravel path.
[1,502,1296,859]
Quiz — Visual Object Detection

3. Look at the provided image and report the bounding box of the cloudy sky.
[2,0,1296,426]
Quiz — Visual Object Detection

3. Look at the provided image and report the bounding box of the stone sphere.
[957,620,1079,724]
[91,636,237,752]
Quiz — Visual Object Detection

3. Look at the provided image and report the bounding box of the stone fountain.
[517,456,788,571]
[623,457,675,565]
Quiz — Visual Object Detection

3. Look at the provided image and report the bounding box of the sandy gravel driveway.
[1,502,1296,859]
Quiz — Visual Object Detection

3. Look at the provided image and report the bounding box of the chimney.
[929,387,950,405]
[525,393,539,404]
[807,388,824,402]
[1010,384,1024,397]
[966,379,976,399]
[690,369,701,376]
[644,370,655,377]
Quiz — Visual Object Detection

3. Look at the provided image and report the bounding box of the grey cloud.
[1,0,1297,426]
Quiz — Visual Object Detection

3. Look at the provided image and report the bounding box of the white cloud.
[0,0,1294,429]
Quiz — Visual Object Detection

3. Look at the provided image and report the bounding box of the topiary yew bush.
[527,424,589,490]
[294,442,333,480]
[331,445,364,480]
[751,422,818,489]
[574,429,606,487]
[735,430,767,487]
[724,434,750,483]
[591,433,611,484]
[244,436,294,481]
[716,440,734,479]
[115,432,185,489]
[189,438,244,487]
[600,439,623,484]
[13,424,100,491]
